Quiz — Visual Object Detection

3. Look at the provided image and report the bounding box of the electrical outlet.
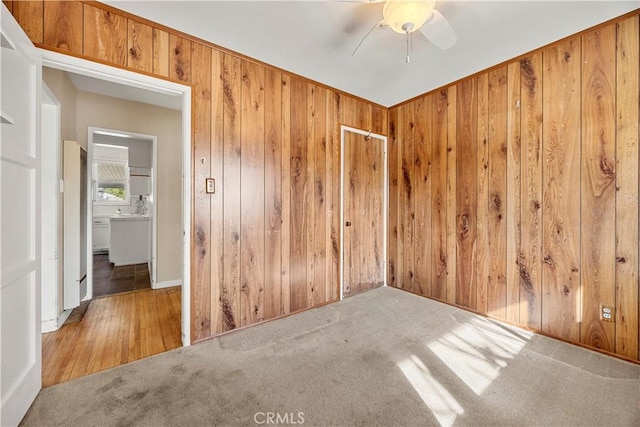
[600,304,615,323]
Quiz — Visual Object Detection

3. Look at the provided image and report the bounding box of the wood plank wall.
[388,14,640,361]
[4,0,387,343]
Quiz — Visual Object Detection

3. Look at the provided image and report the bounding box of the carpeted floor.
[21,287,639,426]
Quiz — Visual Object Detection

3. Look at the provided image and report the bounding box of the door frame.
[87,127,159,295]
[339,125,388,299]
[40,49,193,346]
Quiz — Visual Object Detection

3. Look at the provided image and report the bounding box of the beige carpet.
[22,287,639,426]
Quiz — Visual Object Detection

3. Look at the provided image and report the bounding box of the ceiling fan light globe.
[383,0,436,34]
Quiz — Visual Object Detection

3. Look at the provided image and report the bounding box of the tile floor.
[92,254,151,297]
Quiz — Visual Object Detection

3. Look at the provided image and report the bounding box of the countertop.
[110,214,149,222]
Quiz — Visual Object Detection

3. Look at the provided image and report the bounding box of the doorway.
[40,49,192,346]
[340,126,388,298]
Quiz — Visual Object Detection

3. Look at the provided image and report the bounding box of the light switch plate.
[206,178,215,194]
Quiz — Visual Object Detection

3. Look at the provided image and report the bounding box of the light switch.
[206,178,215,194]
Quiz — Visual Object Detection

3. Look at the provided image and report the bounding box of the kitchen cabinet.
[92,217,110,253]
[109,215,149,266]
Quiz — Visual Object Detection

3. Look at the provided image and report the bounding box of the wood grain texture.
[2,1,13,14]
[127,20,153,72]
[289,77,308,311]
[387,107,399,288]
[614,16,639,359]
[520,52,543,330]
[280,75,292,315]
[581,27,617,352]
[401,103,415,292]
[210,49,225,334]
[222,54,242,332]
[152,28,170,77]
[456,78,478,310]
[541,43,581,342]
[487,67,508,320]
[506,61,521,324]
[476,72,490,314]
[264,68,283,320]
[446,86,457,305]
[413,95,432,296]
[42,288,181,388]
[305,85,317,307]
[13,0,43,44]
[43,1,82,54]
[240,60,266,327]
[191,42,212,341]
[312,86,327,305]
[326,91,342,301]
[169,34,191,82]
[431,90,448,301]
[83,4,127,66]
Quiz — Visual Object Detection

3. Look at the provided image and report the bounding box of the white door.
[1,5,43,426]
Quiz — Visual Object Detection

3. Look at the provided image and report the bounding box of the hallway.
[42,287,181,387]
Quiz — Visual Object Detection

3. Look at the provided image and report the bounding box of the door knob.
[345,221,352,227]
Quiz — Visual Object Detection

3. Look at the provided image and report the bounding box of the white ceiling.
[67,71,183,110]
[105,0,637,107]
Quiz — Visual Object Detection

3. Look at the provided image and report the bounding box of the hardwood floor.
[42,287,182,388]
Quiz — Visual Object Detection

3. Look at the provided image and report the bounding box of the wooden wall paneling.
[264,67,283,320]
[413,95,432,296]
[2,1,13,14]
[520,51,543,330]
[127,20,153,73]
[367,131,384,289]
[280,75,292,314]
[580,27,617,351]
[431,90,448,300]
[43,1,82,54]
[372,105,388,136]
[487,67,508,320]
[541,42,581,341]
[240,60,266,327]
[290,77,308,311]
[152,28,170,77]
[446,86,457,305]
[506,61,522,324]
[456,78,478,310]
[401,103,415,292]
[305,85,316,304]
[169,34,191,83]
[614,16,639,359]
[210,50,225,334]
[387,107,399,288]
[328,92,341,301]
[191,43,212,341]
[13,0,43,44]
[83,4,127,66]
[312,86,327,305]
[222,54,242,331]
[476,72,490,314]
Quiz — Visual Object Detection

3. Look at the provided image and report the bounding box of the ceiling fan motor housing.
[383,0,437,34]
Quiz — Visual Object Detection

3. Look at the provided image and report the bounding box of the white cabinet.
[109,216,149,266]
[92,217,110,252]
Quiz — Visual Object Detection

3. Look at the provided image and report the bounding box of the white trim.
[153,279,182,290]
[40,49,192,346]
[340,125,388,300]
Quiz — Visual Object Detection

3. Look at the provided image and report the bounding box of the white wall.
[42,68,77,320]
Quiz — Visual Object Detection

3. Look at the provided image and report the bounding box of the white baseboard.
[153,279,181,289]
[41,309,72,333]
[41,318,57,333]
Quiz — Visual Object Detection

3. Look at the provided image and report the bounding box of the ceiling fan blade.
[419,9,457,50]
[352,20,383,56]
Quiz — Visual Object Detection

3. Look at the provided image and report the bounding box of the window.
[93,144,129,205]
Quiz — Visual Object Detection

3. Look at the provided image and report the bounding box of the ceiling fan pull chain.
[406,30,410,64]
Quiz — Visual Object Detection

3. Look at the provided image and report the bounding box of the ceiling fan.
[349,0,457,62]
